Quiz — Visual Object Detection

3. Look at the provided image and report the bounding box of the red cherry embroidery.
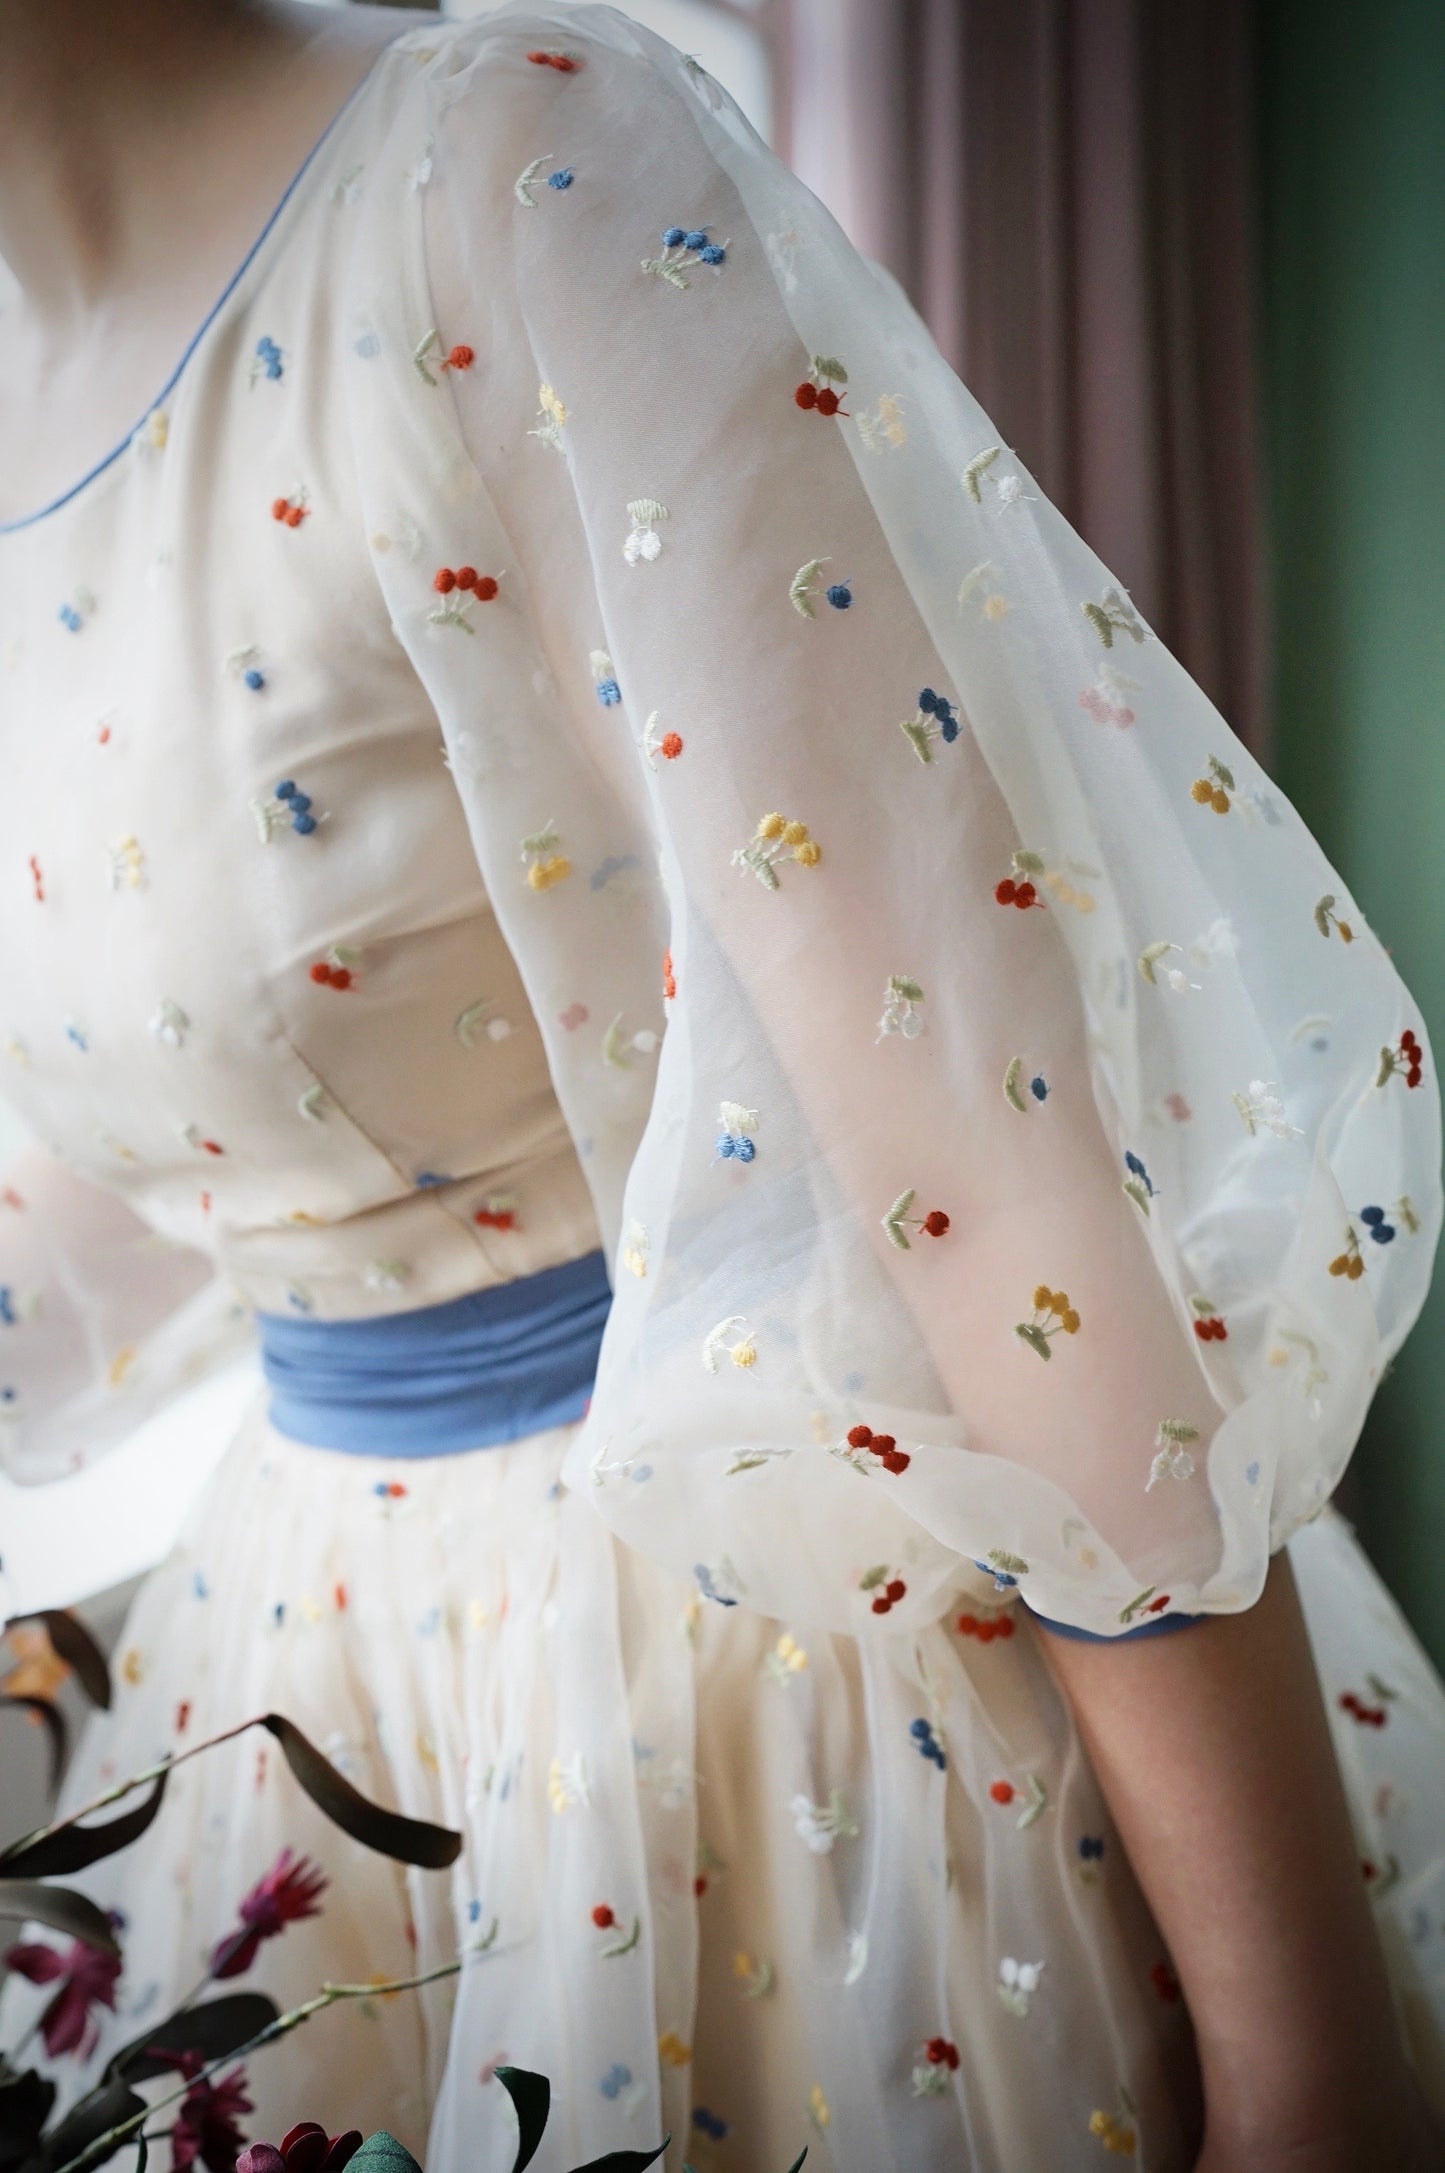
[309,961,353,990]
[846,1423,911,1475]
[440,344,475,372]
[474,1206,517,1231]
[591,1903,616,1929]
[925,2037,960,2070]
[989,1780,1016,1805]
[994,876,1040,909]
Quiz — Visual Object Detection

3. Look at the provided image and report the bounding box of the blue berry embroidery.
[1122,1151,1154,1215]
[249,335,284,385]
[1360,1204,1396,1243]
[252,779,324,841]
[901,686,961,763]
[910,1717,947,1770]
[600,2065,632,2101]
[642,225,728,287]
[714,1101,758,1165]
[693,2110,728,2141]
[514,156,577,208]
[592,649,623,706]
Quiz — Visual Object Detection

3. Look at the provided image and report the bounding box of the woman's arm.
[1039,1555,1440,2171]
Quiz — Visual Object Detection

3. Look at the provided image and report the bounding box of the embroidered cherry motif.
[433,567,499,600]
[271,496,308,528]
[871,1577,907,1616]
[846,1423,910,1475]
[1339,1690,1388,1727]
[1193,1313,1228,1342]
[956,1612,1016,1643]
[526,48,581,69]
[989,1780,1016,1806]
[994,875,1039,908]
[310,961,353,990]
[924,2038,960,2070]
[474,1205,517,1231]
[794,359,849,417]
[439,344,475,372]
[591,1904,617,1929]
[1378,1028,1423,1090]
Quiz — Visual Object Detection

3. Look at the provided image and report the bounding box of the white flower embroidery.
[790,1790,858,1854]
[623,498,669,564]
[997,1958,1045,2017]
[148,998,188,1050]
[1233,1080,1303,1140]
[877,974,926,1040]
[1146,1420,1200,1492]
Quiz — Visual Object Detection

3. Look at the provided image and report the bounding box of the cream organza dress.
[3,8,1445,2169]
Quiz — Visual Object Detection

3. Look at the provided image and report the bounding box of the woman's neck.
[0,0,414,334]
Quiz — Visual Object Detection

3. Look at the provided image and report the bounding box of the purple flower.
[171,2064,252,2173]
[3,1934,122,2060]
[208,1850,327,1980]
[238,2124,362,2173]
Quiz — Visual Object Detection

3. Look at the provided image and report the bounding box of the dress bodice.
[0,37,602,1323]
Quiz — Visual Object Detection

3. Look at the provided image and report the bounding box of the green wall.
[1258,0,1445,1662]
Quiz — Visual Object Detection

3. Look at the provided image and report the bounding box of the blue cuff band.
[1026,1604,1207,1643]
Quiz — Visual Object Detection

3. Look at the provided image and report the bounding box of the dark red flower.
[172,2064,252,2173]
[3,1934,121,2060]
[237,2123,363,2173]
[208,1850,327,1980]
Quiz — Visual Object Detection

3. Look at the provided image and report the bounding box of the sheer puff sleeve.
[343,4,1441,1637]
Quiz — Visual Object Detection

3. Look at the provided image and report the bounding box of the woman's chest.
[0,304,528,1234]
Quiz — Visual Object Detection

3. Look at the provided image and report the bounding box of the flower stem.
[2,1717,261,1865]
[49,1957,464,2173]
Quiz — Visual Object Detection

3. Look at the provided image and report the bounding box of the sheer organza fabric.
[345,4,1441,1639]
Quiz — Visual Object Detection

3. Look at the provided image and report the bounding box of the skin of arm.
[1037,1553,1442,2171]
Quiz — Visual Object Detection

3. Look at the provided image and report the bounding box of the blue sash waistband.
[254,1248,613,1457]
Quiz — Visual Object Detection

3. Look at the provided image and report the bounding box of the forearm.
[1037,1552,1420,2156]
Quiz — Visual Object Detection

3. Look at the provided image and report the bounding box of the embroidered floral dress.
[3,8,1445,2168]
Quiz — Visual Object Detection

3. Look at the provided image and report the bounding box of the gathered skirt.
[10,1380,1445,2173]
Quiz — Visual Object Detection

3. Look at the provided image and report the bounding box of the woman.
[1,2,1442,2167]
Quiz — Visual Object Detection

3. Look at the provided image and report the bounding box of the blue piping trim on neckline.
[0,31,408,536]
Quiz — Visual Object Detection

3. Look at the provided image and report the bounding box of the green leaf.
[0,1772,169,1879]
[0,1879,119,1955]
[495,2067,551,2173]
[346,2136,423,2173]
[106,1994,281,2083]
[566,2144,668,2173]
[262,1716,462,1869]
[6,1611,112,1711]
[38,2075,145,2173]
[0,2053,56,2167]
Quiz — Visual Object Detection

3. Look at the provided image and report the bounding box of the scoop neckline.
[0,26,415,537]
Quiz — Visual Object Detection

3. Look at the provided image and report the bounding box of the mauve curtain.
[781,0,1269,755]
